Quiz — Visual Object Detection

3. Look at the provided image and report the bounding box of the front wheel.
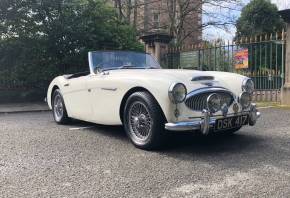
[123,91,166,150]
[52,89,70,124]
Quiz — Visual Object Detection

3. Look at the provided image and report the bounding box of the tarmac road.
[0,108,290,197]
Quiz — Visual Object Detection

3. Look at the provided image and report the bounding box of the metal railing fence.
[161,31,286,102]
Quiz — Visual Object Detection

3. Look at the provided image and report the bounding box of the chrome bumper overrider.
[165,104,261,135]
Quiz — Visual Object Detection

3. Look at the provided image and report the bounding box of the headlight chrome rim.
[242,78,254,94]
[169,83,187,104]
[239,92,252,109]
[207,93,222,113]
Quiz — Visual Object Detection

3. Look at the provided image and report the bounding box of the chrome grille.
[185,90,234,111]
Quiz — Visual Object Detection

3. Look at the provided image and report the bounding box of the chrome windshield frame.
[88,51,161,74]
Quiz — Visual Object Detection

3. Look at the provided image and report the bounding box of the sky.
[203,0,288,41]
[271,0,290,10]
[203,0,250,40]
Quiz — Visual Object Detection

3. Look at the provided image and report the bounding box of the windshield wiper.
[119,65,160,69]
[100,67,120,72]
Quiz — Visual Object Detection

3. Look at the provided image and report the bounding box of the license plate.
[215,115,249,131]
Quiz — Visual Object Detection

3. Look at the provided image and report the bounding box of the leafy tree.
[236,0,285,38]
[0,0,144,90]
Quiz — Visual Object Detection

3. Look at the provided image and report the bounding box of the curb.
[0,109,51,114]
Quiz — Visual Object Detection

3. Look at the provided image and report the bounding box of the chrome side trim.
[101,88,117,91]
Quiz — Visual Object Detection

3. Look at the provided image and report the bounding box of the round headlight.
[242,78,254,94]
[207,93,221,113]
[169,83,187,104]
[239,92,252,109]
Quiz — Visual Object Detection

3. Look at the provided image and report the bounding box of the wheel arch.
[47,76,67,109]
[119,87,167,123]
[51,85,60,101]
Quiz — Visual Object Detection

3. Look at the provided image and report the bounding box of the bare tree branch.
[113,0,243,45]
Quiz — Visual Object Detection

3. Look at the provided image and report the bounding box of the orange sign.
[234,49,248,69]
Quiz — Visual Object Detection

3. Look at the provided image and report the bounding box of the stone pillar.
[154,42,161,62]
[144,43,155,57]
[284,25,290,86]
[279,9,290,105]
[281,25,290,105]
[139,33,172,64]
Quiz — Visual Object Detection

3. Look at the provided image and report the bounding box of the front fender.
[120,80,177,123]
[47,76,67,109]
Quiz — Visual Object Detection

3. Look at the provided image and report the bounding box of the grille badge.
[233,103,239,114]
[221,103,229,117]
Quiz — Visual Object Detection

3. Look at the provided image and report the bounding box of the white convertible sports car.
[47,51,260,149]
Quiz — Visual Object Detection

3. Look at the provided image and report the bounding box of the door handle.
[88,89,91,92]
[64,83,70,87]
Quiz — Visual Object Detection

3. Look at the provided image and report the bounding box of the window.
[153,13,160,29]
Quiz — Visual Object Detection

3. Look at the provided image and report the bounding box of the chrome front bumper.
[165,104,261,135]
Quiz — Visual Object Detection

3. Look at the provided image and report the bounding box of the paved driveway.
[0,108,290,197]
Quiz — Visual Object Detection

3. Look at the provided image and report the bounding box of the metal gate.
[161,31,286,102]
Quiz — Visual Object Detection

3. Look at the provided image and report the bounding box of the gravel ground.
[0,108,290,197]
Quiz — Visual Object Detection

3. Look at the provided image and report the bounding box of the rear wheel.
[52,89,70,124]
[123,91,166,150]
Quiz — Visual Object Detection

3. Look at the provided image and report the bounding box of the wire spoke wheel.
[52,89,69,124]
[124,91,165,150]
[53,94,63,121]
[128,101,152,141]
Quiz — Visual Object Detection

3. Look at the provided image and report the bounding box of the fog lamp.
[239,92,252,109]
[207,93,221,113]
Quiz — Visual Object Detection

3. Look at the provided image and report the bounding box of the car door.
[62,76,92,121]
[87,72,123,125]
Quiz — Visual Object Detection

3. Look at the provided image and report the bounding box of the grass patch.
[256,102,280,107]
[256,102,290,109]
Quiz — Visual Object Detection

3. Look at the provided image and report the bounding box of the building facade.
[111,0,202,45]
[271,0,290,11]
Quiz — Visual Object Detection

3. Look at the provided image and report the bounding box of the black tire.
[52,89,70,124]
[123,91,166,150]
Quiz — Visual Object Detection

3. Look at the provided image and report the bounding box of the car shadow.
[69,119,262,154]
[163,131,260,152]
[67,119,290,170]
[69,119,127,140]
[160,129,290,171]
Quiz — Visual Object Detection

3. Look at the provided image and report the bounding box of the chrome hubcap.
[53,94,63,121]
[128,102,152,140]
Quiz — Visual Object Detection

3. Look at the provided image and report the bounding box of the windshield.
[89,51,161,73]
